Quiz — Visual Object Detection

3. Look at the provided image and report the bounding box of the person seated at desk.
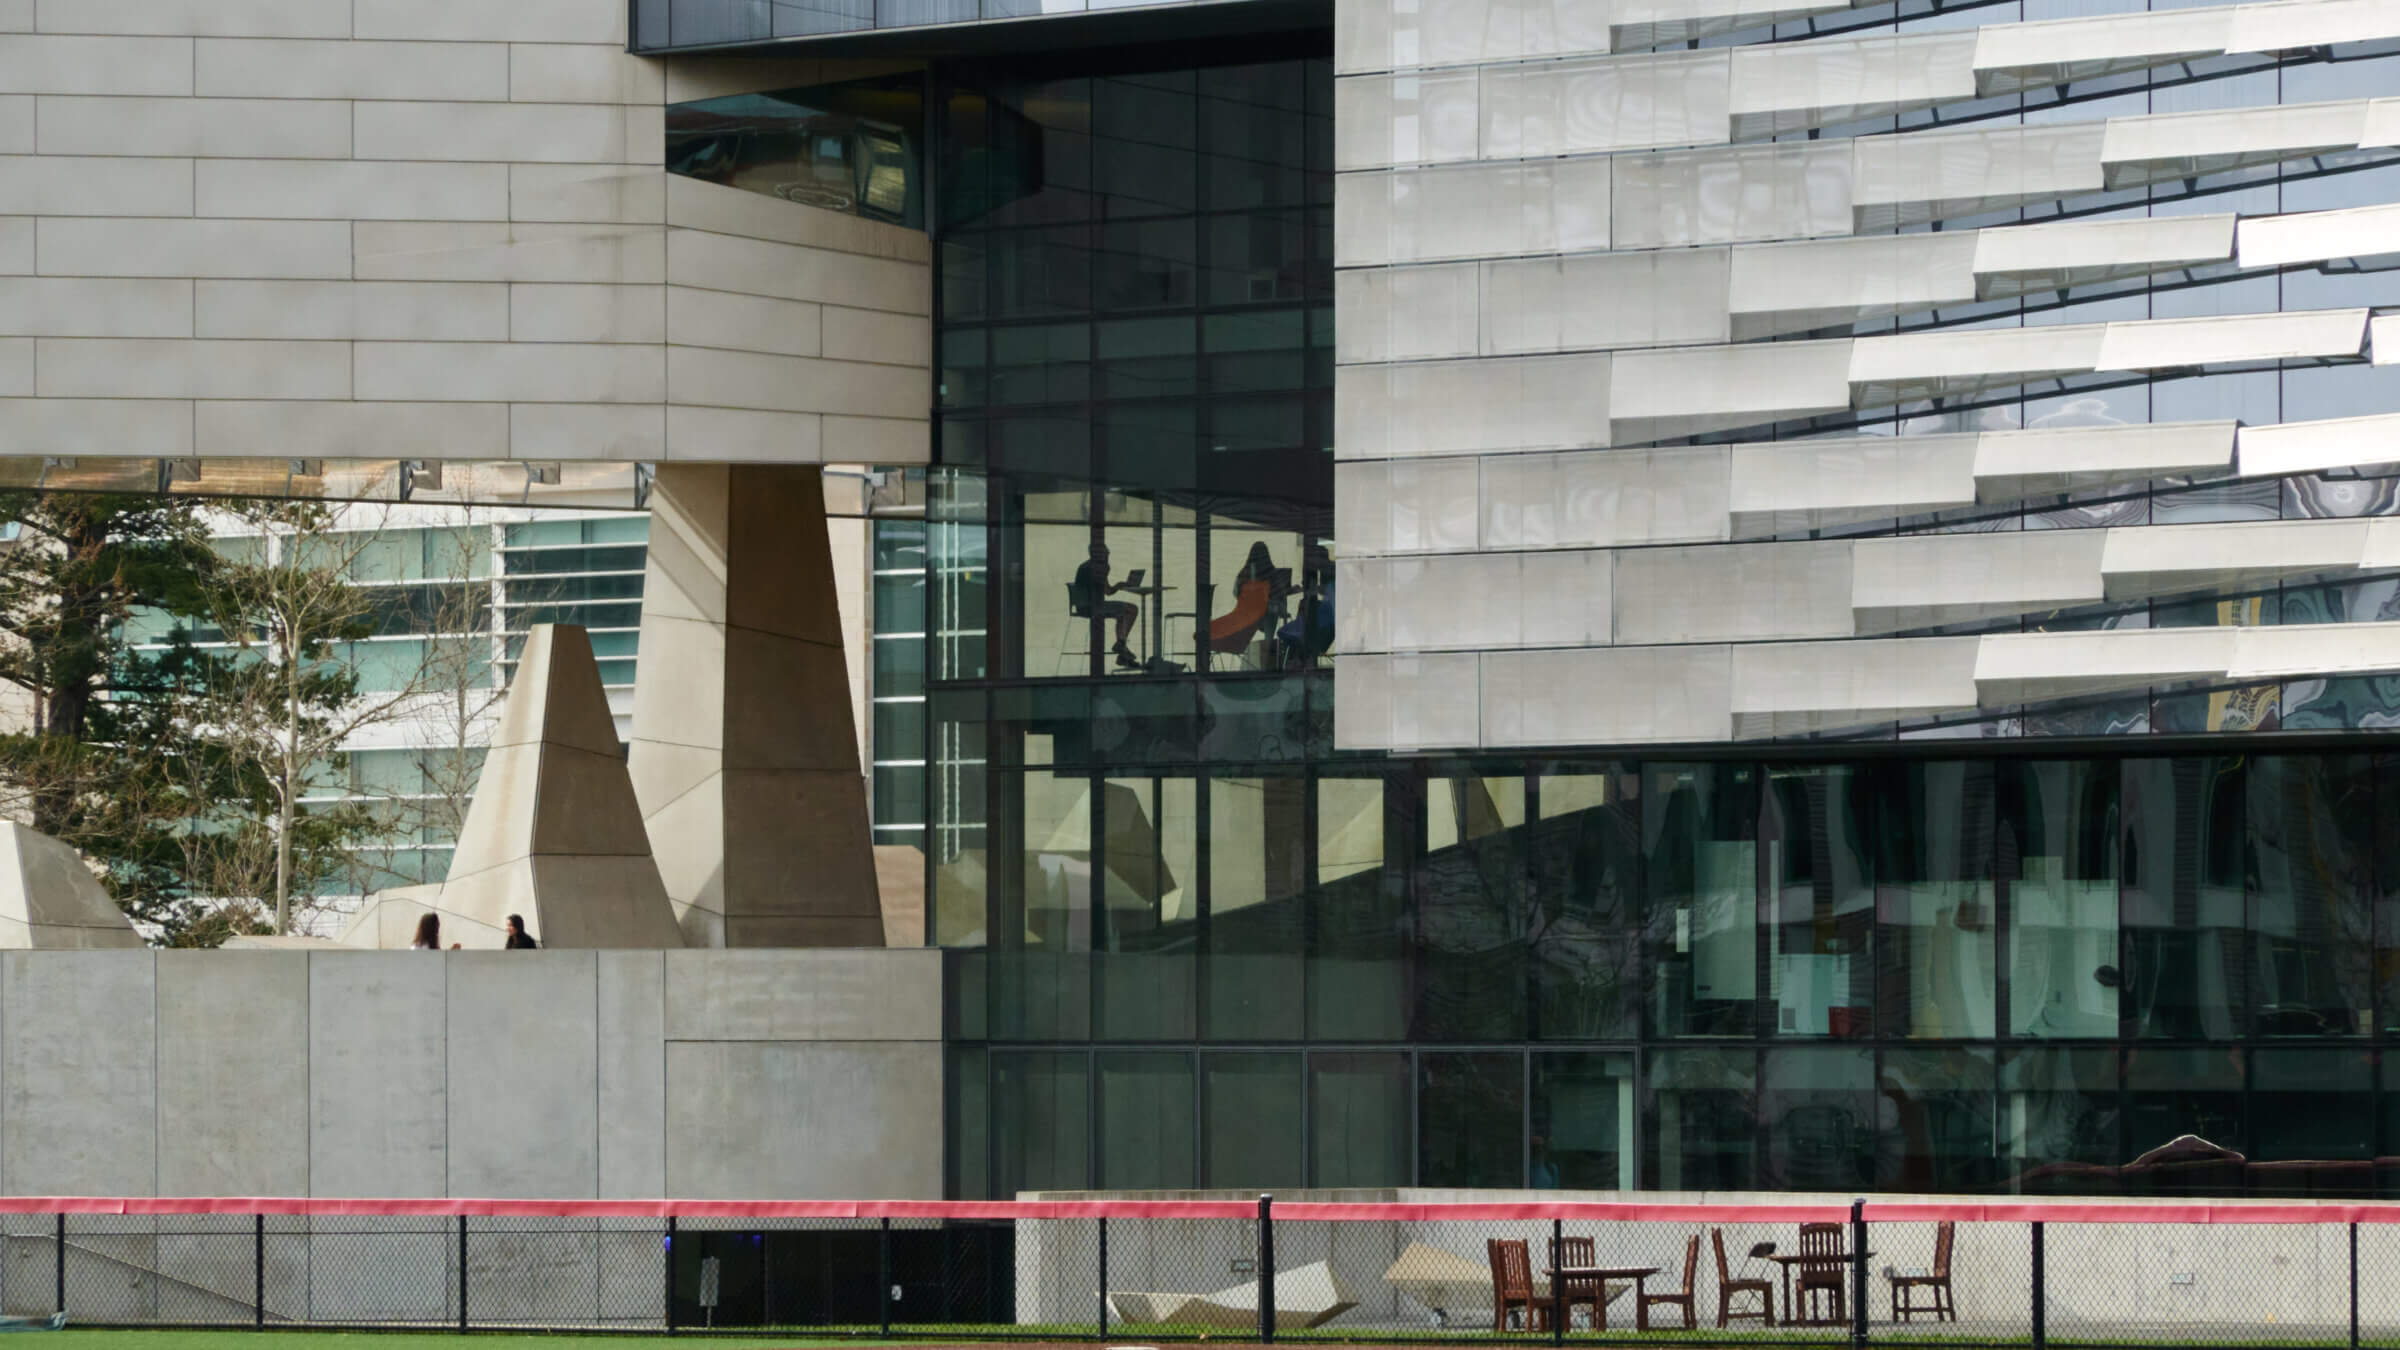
[1277,545,1334,665]
[1071,543,1143,670]
[1209,543,1282,666]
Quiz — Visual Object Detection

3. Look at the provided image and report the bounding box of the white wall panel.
[0,155,189,216]
[1611,141,1853,248]
[37,96,352,158]
[1851,530,2109,632]
[1479,645,1733,745]
[1728,233,1975,337]
[0,397,191,455]
[0,277,191,337]
[2095,306,2367,369]
[355,342,664,404]
[2237,412,2400,476]
[358,222,667,285]
[2100,98,2370,186]
[1483,50,1731,157]
[195,39,511,101]
[36,337,349,399]
[355,102,641,165]
[2228,0,2400,52]
[2239,200,2400,267]
[1339,156,1613,266]
[1334,71,1481,169]
[0,36,191,95]
[37,218,349,278]
[1728,32,1977,137]
[1613,539,1855,644]
[1483,248,1730,353]
[1730,636,1981,719]
[195,160,511,221]
[354,0,630,44]
[1608,338,1852,441]
[1334,263,1480,363]
[1385,456,1482,553]
[1386,553,1526,650]
[37,0,352,37]
[1728,435,1978,525]
[195,400,510,459]
[1339,352,1611,458]
[1972,7,2233,93]
[195,280,506,341]
[1852,122,2105,227]
[511,283,668,345]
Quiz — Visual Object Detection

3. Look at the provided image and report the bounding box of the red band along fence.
[4,1195,2399,1344]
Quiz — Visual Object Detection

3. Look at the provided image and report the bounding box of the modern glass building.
[638,0,2400,1196]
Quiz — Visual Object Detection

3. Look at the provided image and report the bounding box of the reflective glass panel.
[1533,767,1641,1041]
[1533,1053,1634,1190]
[2122,758,2244,1041]
[1645,764,1759,1038]
[1420,1052,1525,1188]
[1647,1049,1756,1191]
[1765,766,1874,1039]
[2003,761,2121,1038]
[992,1051,1089,1194]
[1205,1052,1304,1189]
[1098,1051,1196,1189]
[1311,1052,1412,1187]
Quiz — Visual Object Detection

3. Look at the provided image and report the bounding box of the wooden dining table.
[1766,1251,1871,1326]
[1545,1265,1660,1331]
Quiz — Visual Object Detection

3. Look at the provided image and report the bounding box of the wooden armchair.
[1713,1228,1773,1328]
[1487,1238,1551,1333]
[1641,1234,1700,1331]
[1888,1221,1957,1323]
[1796,1221,1848,1324]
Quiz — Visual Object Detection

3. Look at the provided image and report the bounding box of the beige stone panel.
[821,305,929,367]
[0,2,26,32]
[355,221,667,284]
[669,345,922,419]
[510,44,667,105]
[668,227,930,313]
[39,217,353,279]
[0,339,30,395]
[509,164,667,225]
[37,0,350,36]
[0,155,191,216]
[510,402,667,461]
[355,341,665,404]
[0,218,27,273]
[666,285,821,357]
[356,0,630,44]
[195,160,510,222]
[723,628,860,772]
[0,35,191,94]
[663,404,822,463]
[195,399,509,458]
[636,766,727,943]
[36,337,348,399]
[510,282,666,344]
[529,744,656,858]
[0,277,191,337]
[639,466,730,625]
[524,855,686,949]
[664,174,931,262]
[355,101,638,166]
[445,752,542,880]
[631,739,719,817]
[823,415,925,464]
[0,397,190,455]
[195,280,507,341]
[720,766,879,925]
[37,95,351,158]
[725,466,846,644]
[0,95,27,152]
[195,38,510,101]
[627,614,728,752]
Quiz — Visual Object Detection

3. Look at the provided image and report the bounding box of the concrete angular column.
[630,464,882,948]
[349,623,686,950]
[0,823,143,948]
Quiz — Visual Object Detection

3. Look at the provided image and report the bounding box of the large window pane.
[1312,1052,1411,1187]
[2248,756,2373,1037]
[1420,1052,1524,1188]
[1533,768,1641,1040]
[1766,765,1873,1038]
[2004,761,2121,1038]
[1205,1053,1303,1189]
[1762,1047,1874,1192]
[2250,1050,2373,1191]
[1645,764,1758,1038]
[2001,1048,2121,1194]
[1418,772,1530,1041]
[1098,1052,1195,1190]
[992,1051,1089,1195]
[1533,1053,1633,1190]
[1207,773,1306,1039]
[1311,773,1406,1039]
[1647,1049,1756,1191]
[2123,758,2244,1041]
[2124,1048,2244,1192]
[1877,762,1998,1039]
[1880,1048,1996,1193]
[1097,776,1197,1040]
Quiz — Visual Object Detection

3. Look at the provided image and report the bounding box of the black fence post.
[456,1214,468,1333]
[882,1217,895,1339]
[1551,1218,1565,1345]
[1095,1216,1108,1342]
[52,1213,63,1317]
[2030,1221,2045,1350]
[1258,1194,1276,1345]
[1850,1199,1868,1349]
[665,1217,679,1334]
[253,1214,265,1327]
[2351,1222,2361,1350]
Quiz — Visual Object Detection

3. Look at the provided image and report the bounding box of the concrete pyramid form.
[350,625,684,950]
[0,822,144,948]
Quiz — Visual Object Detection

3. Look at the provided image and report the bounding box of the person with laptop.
[1070,541,1144,670]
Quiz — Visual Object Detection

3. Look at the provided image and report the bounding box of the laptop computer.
[1123,568,1146,588]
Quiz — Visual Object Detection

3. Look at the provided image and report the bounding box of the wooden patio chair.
[1488,1238,1551,1333]
[1549,1234,1602,1329]
[1796,1221,1848,1325]
[1641,1234,1701,1331]
[1713,1228,1773,1328]
[1888,1221,1957,1323]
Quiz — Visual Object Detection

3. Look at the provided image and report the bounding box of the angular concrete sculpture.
[1109,1260,1356,1332]
[630,464,883,947]
[0,822,143,948]
[343,626,684,949]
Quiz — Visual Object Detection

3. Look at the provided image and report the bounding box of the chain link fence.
[20,1198,2400,1343]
